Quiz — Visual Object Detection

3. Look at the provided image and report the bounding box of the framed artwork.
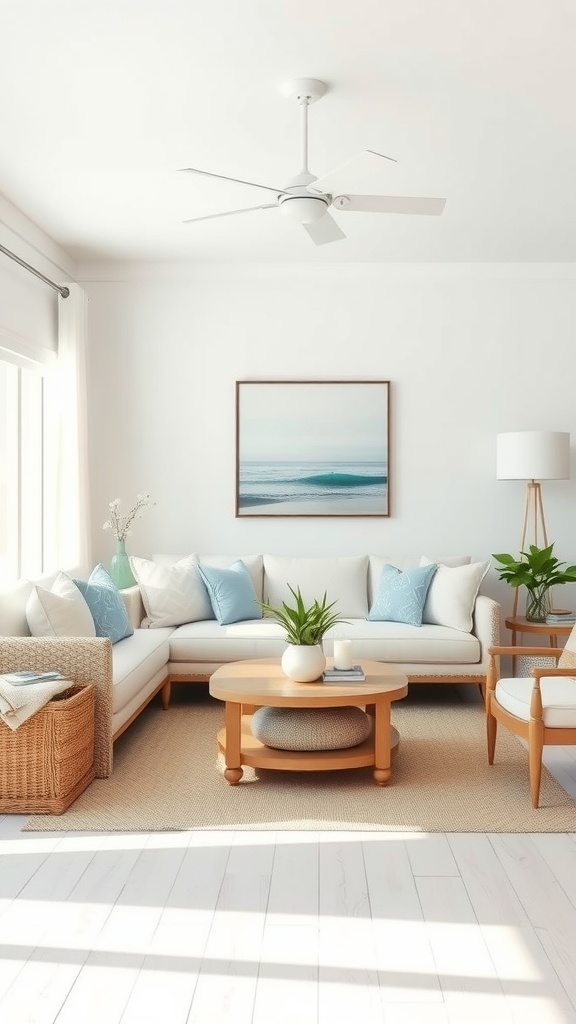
[235,380,390,517]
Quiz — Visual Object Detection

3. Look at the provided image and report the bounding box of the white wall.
[80,261,576,608]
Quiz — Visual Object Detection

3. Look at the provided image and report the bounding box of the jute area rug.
[25,687,576,833]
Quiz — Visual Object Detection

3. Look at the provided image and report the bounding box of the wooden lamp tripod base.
[512,480,549,618]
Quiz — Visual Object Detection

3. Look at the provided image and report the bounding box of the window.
[0,354,47,584]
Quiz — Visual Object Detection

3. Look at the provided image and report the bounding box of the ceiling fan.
[181,78,446,246]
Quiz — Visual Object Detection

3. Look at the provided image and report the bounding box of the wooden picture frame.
[235,380,390,517]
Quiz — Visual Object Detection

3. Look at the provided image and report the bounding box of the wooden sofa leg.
[161,680,172,710]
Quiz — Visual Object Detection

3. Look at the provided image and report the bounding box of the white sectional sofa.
[0,553,500,778]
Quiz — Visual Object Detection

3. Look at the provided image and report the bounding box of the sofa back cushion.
[263,555,369,618]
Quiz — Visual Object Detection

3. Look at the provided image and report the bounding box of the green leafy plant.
[492,543,576,619]
[258,584,347,645]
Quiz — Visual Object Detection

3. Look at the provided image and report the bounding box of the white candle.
[333,639,353,671]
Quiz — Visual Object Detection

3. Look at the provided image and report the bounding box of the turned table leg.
[373,698,392,786]
[223,700,243,785]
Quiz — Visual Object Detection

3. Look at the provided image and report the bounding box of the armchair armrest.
[472,595,501,668]
[488,645,564,659]
[531,666,576,679]
[0,636,114,778]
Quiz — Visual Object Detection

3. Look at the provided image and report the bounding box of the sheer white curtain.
[43,283,91,573]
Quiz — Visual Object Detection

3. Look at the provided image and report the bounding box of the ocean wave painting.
[236,381,390,516]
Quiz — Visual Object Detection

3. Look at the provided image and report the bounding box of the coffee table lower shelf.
[217,716,400,785]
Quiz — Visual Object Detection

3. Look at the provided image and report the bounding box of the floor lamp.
[496,431,571,616]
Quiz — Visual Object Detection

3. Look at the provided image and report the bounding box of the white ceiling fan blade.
[180,167,287,197]
[333,194,446,216]
[302,214,346,246]
[311,150,397,196]
[183,204,277,225]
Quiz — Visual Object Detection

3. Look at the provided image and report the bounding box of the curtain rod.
[0,242,69,298]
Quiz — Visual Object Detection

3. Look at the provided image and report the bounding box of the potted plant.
[492,543,576,621]
[259,584,347,681]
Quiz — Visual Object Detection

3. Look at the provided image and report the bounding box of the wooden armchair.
[486,624,576,807]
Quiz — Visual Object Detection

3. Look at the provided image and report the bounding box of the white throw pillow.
[130,555,213,628]
[420,558,490,632]
[26,572,96,637]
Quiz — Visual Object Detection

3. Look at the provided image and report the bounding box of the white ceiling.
[1,0,575,264]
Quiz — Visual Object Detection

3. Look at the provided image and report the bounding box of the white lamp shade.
[496,431,570,480]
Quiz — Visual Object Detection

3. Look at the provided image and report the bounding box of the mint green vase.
[109,539,136,589]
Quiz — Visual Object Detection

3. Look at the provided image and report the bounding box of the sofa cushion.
[168,618,287,666]
[130,555,213,627]
[167,617,480,669]
[26,572,96,638]
[263,555,368,618]
[112,628,172,715]
[368,563,437,626]
[74,564,134,644]
[198,560,262,625]
[420,558,490,633]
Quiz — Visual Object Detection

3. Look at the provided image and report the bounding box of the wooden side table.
[504,615,573,675]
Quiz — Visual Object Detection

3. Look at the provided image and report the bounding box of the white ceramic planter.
[281,644,326,683]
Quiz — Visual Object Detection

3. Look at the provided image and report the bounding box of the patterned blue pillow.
[75,564,134,643]
[198,559,262,625]
[367,563,438,626]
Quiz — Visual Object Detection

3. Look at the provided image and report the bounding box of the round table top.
[505,615,574,635]
[209,657,409,707]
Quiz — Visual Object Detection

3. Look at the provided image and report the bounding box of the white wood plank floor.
[1,692,576,1024]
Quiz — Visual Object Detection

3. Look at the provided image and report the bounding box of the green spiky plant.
[258,584,347,645]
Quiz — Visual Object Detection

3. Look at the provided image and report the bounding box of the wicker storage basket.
[0,683,95,814]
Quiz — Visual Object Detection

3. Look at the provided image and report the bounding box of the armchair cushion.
[495,676,576,728]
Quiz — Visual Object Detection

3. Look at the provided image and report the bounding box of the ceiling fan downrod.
[278,78,330,223]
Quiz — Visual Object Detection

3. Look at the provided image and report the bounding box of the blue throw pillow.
[75,564,134,643]
[367,563,438,626]
[198,560,262,625]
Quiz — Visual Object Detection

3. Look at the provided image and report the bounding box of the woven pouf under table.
[0,683,95,814]
[252,705,372,751]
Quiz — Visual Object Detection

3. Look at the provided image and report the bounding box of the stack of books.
[545,609,576,626]
[1,670,62,686]
[322,664,366,682]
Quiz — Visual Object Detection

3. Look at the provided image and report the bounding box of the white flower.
[102,494,155,541]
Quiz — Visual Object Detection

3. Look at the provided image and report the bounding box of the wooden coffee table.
[209,658,408,787]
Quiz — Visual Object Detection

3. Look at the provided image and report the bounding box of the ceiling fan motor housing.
[278,192,329,223]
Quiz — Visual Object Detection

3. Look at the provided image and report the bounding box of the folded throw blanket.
[0,675,73,731]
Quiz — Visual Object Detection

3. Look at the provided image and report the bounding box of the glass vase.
[525,586,552,623]
[109,538,136,589]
